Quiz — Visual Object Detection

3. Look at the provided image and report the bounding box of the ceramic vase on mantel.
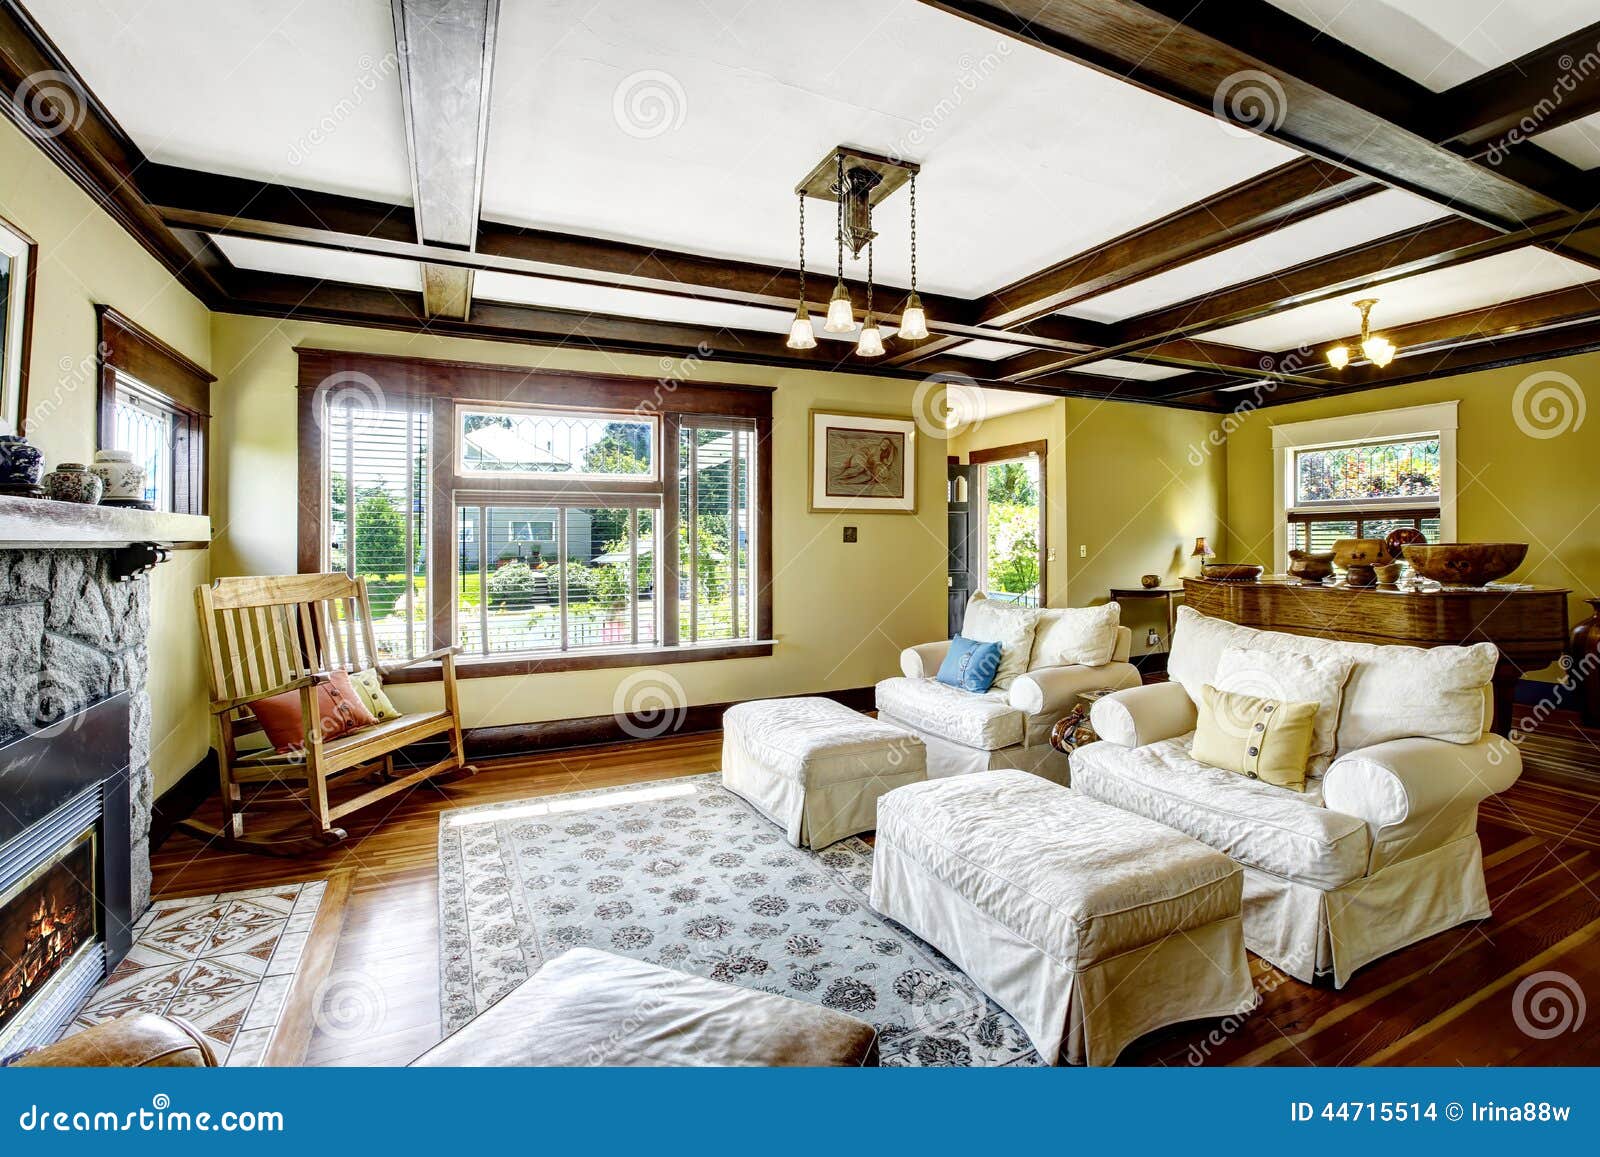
[0,433,45,497]
[91,449,151,509]
[42,462,104,504]
[1571,598,1600,728]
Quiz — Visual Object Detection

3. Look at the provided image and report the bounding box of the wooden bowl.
[1286,549,1335,584]
[1332,537,1392,569]
[1403,542,1528,586]
[1201,562,1263,583]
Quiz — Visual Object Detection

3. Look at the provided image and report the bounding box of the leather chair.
[9,1014,216,1067]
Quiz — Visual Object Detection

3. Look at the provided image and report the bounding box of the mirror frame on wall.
[0,211,37,435]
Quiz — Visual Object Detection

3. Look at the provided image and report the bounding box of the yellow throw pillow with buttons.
[1191,684,1319,792]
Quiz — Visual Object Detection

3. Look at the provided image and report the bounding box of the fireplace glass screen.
[0,830,96,1038]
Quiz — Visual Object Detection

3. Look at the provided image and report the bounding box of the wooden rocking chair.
[179,573,476,855]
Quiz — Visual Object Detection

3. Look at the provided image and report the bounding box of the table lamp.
[1191,536,1213,575]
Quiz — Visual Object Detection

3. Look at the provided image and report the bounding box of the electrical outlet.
[1047,547,1056,562]
[842,526,857,543]
[1078,544,1087,558]
[1147,628,1162,648]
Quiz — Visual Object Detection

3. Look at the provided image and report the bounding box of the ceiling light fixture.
[793,146,924,355]
[785,192,816,350]
[1326,297,1398,370]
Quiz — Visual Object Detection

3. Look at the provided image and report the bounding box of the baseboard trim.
[149,752,217,851]
[151,686,878,834]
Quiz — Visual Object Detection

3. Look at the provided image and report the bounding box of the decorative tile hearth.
[61,879,335,1066]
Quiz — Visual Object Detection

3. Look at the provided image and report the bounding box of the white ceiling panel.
[479,0,1296,298]
[1197,247,1600,351]
[1267,1,1600,91]
[473,271,809,338]
[1535,112,1600,170]
[947,385,1057,427]
[26,0,413,203]
[945,339,1037,361]
[1072,359,1189,381]
[1064,189,1449,322]
[211,234,421,292]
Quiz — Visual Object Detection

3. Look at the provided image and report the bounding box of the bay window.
[299,350,771,678]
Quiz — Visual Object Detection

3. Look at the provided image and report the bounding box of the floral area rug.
[437,774,1042,1066]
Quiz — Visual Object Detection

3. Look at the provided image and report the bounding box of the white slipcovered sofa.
[1072,606,1521,986]
[875,593,1141,783]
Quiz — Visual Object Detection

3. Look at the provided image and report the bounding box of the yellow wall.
[0,116,212,795]
[209,314,947,725]
[951,395,1228,655]
[1224,355,1600,679]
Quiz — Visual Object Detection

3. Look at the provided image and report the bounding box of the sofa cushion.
[1214,646,1352,773]
[961,593,1042,690]
[874,676,1025,751]
[1168,606,1495,754]
[1071,735,1372,888]
[1029,602,1121,669]
[935,635,1003,692]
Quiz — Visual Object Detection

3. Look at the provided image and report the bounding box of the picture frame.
[809,409,917,514]
[0,212,37,436]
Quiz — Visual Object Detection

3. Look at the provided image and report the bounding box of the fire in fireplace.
[0,831,96,1039]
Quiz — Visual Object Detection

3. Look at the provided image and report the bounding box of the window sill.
[382,640,776,683]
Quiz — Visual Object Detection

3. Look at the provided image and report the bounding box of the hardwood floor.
[150,727,1600,1067]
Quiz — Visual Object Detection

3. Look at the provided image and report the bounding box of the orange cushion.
[249,669,378,752]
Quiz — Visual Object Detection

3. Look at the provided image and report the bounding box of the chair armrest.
[1009,662,1141,719]
[211,673,325,714]
[901,641,952,679]
[1088,681,1197,748]
[1323,735,1521,873]
[379,646,461,679]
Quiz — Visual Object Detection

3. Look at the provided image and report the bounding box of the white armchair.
[1073,615,1522,987]
[876,601,1140,783]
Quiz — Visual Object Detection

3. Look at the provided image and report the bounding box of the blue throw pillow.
[935,635,1003,693]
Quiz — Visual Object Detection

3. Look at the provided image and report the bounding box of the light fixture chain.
[909,172,917,295]
[835,153,845,282]
[797,192,806,302]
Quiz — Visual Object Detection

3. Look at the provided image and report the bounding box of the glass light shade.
[898,295,929,341]
[1361,335,1397,368]
[1325,344,1350,370]
[823,283,855,333]
[855,317,886,357]
[785,304,816,350]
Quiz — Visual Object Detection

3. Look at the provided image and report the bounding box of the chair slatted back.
[197,574,380,711]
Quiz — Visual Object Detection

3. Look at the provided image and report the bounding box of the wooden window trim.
[297,348,773,666]
[96,306,214,515]
[967,438,1048,604]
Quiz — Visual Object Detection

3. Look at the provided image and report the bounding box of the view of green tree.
[1296,439,1439,503]
[986,460,1039,507]
[354,487,407,616]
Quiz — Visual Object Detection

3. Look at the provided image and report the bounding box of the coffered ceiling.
[5,0,1600,411]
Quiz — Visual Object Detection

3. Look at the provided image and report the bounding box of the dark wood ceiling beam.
[1436,21,1600,149]
[391,0,499,319]
[921,0,1581,226]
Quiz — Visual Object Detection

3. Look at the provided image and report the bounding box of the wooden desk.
[1182,578,1570,736]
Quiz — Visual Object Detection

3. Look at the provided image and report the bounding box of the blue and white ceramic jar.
[0,433,44,495]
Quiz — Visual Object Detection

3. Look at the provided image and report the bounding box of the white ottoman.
[721,697,927,849]
[871,770,1255,1066]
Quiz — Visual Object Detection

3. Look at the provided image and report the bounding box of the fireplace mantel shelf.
[0,496,210,549]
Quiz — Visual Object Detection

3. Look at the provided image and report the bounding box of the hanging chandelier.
[787,146,927,356]
[1326,297,1398,370]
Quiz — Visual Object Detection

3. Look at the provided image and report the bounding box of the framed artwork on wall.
[0,213,37,435]
[809,409,917,514]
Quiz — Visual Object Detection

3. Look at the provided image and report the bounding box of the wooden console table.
[1182,578,1570,736]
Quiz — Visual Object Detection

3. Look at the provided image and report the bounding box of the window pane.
[459,408,654,477]
[1305,519,1357,553]
[1294,438,1439,505]
[325,401,428,660]
[679,423,753,643]
[112,378,177,511]
[982,458,1042,606]
[568,507,633,649]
